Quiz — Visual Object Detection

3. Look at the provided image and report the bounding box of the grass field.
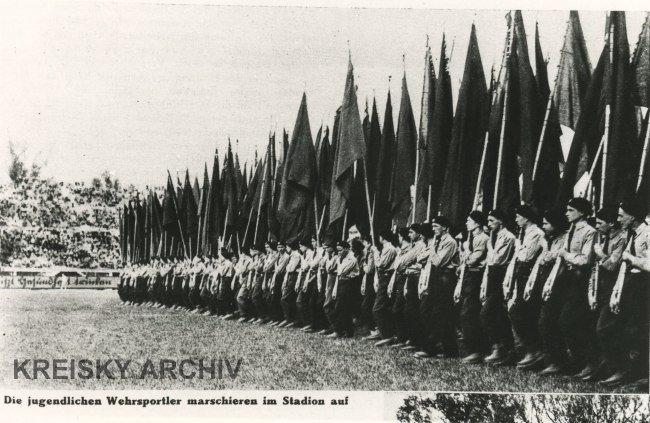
[0,289,642,392]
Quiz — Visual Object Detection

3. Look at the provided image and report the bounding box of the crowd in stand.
[119,197,649,390]
[0,175,139,268]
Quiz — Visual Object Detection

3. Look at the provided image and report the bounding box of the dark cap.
[323,238,336,248]
[515,204,538,223]
[432,215,452,229]
[265,241,278,250]
[488,209,508,223]
[221,248,235,260]
[595,206,618,223]
[397,227,410,240]
[299,239,311,248]
[620,200,647,221]
[468,210,487,227]
[543,209,569,231]
[567,197,593,216]
[337,240,350,249]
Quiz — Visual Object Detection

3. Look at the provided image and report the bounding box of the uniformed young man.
[538,197,596,376]
[457,211,490,364]
[389,227,413,348]
[360,236,379,340]
[250,243,268,324]
[508,205,545,368]
[279,241,302,328]
[320,240,339,335]
[415,216,459,359]
[268,242,290,326]
[597,201,649,387]
[480,209,516,365]
[308,238,328,332]
[236,247,257,322]
[372,230,399,347]
[327,240,361,338]
[296,239,316,330]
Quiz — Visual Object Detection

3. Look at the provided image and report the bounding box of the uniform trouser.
[508,262,543,353]
[360,273,376,330]
[421,270,457,355]
[200,285,214,313]
[334,278,357,336]
[135,276,148,304]
[480,266,513,349]
[237,279,254,318]
[373,271,395,339]
[323,273,338,327]
[269,273,285,321]
[164,278,176,307]
[154,276,166,304]
[117,279,127,301]
[262,272,279,320]
[460,270,488,355]
[281,272,298,322]
[539,267,595,368]
[404,273,423,346]
[391,274,408,342]
[296,274,314,326]
[597,272,649,377]
[172,276,185,307]
[251,274,267,319]
[310,271,329,330]
[216,277,234,314]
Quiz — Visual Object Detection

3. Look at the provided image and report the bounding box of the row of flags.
[119,10,650,263]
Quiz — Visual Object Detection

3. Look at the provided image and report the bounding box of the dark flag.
[417,35,453,221]
[531,22,563,212]
[197,164,210,254]
[242,156,265,248]
[192,177,200,206]
[390,72,417,227]
[554,11,592,133]
[366,98,382,199]
[278,93,318,242]
[266,133,281,241]
[181,170,199,257]
[162,172,182,257]
[121,204,128,263]
[221,141,238,245]
[374,90,396,233]
[151,191,163,257]
[414,41,436,222]
[203,149,221,256]
[557,11,638,208]
[632,14,650,139]
[440,23,490,232]
[328,58,367,232]
[315,126,332,238]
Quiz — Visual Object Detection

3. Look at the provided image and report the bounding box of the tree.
[8,142,28,187]
[397,394,527,423]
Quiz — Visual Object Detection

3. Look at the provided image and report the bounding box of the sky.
[0,1,647,189]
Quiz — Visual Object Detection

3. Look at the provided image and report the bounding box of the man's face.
[326,246,334,254]
[336,246,343,255]
[515,214,527,228]
[311,239,318,249]
[542,219,554,235]
[617,208,635,230]
[487,216,501,232]
[348,226,360,240]
[466,217,479,232]
[565,206,583,223]
[595,218,612,234]
[432,223,444,236]
[265,245,272,253]
[408,229,417,242]
[277,245,285,254]
[299,245,307,253]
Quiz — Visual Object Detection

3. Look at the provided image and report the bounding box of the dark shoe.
[484,345,507,364]
[624,377,649,391]
[462,353,484,364]
[319,329,334,336]
[517,352,536,367]
[574,364,597,379]
[414,351,434,359]
[390,342,407,349]
[300,325,313,332]
[374,338,395,347]
[326,332,343,339]
[362,333,382,341]
[539,363,564,376]
[517,352,545,371]
[276,320,289,328]
[400,345,418,351]
[283,322,297,329]
[600,371,630,387]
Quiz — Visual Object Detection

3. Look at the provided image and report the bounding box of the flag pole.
[253,155,269,245]
[167,170,188,259]
[313,196,320,245]
[493,14,514,210]
[342,209,348,240]
[362,159,375,244]
[473,132,490,210]
[426,185,432,221]
[637,117,650,191]
[317,204,327,238]
[600,105,611,209]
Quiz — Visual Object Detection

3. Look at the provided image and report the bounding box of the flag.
[553,11,592,133]
[315,126,331,238]
[192,177,200,206]
[121,204,128,263]
[415,42,436,222]
[329,58,367,228]
[182,170,198,256]
[440,23,490,231]
[197,163,210,254]
[557,11,638,208]
[151,191,163,256]
[374,90,396,233]
[203,149,221,255]
[531,22,563,212]
[390,72,417,227]
[366,98,382,199]
[221,141,238,244]
[416,35,453,221]
[632,13,650,137]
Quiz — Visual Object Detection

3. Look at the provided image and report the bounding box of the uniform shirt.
[275,252,291,273]
[539,232,567,266]
[300,249,315,272]
[463,230,489,269]
[310,248,323,271]
[393,244,411,272]
[362,247,376,275]
[486,228,516,267]
[286,250,302,273]
[629,223,650,272]
[375,243,398,272]
[516,225,545,263]
[325,253,339,274]
[220,261,235,278]
[564,220,596,267]
[430,232,459,269]
[399,241,425,274]
[263,252,277,272]
[337,250,360,279]
[597,228,626,272]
